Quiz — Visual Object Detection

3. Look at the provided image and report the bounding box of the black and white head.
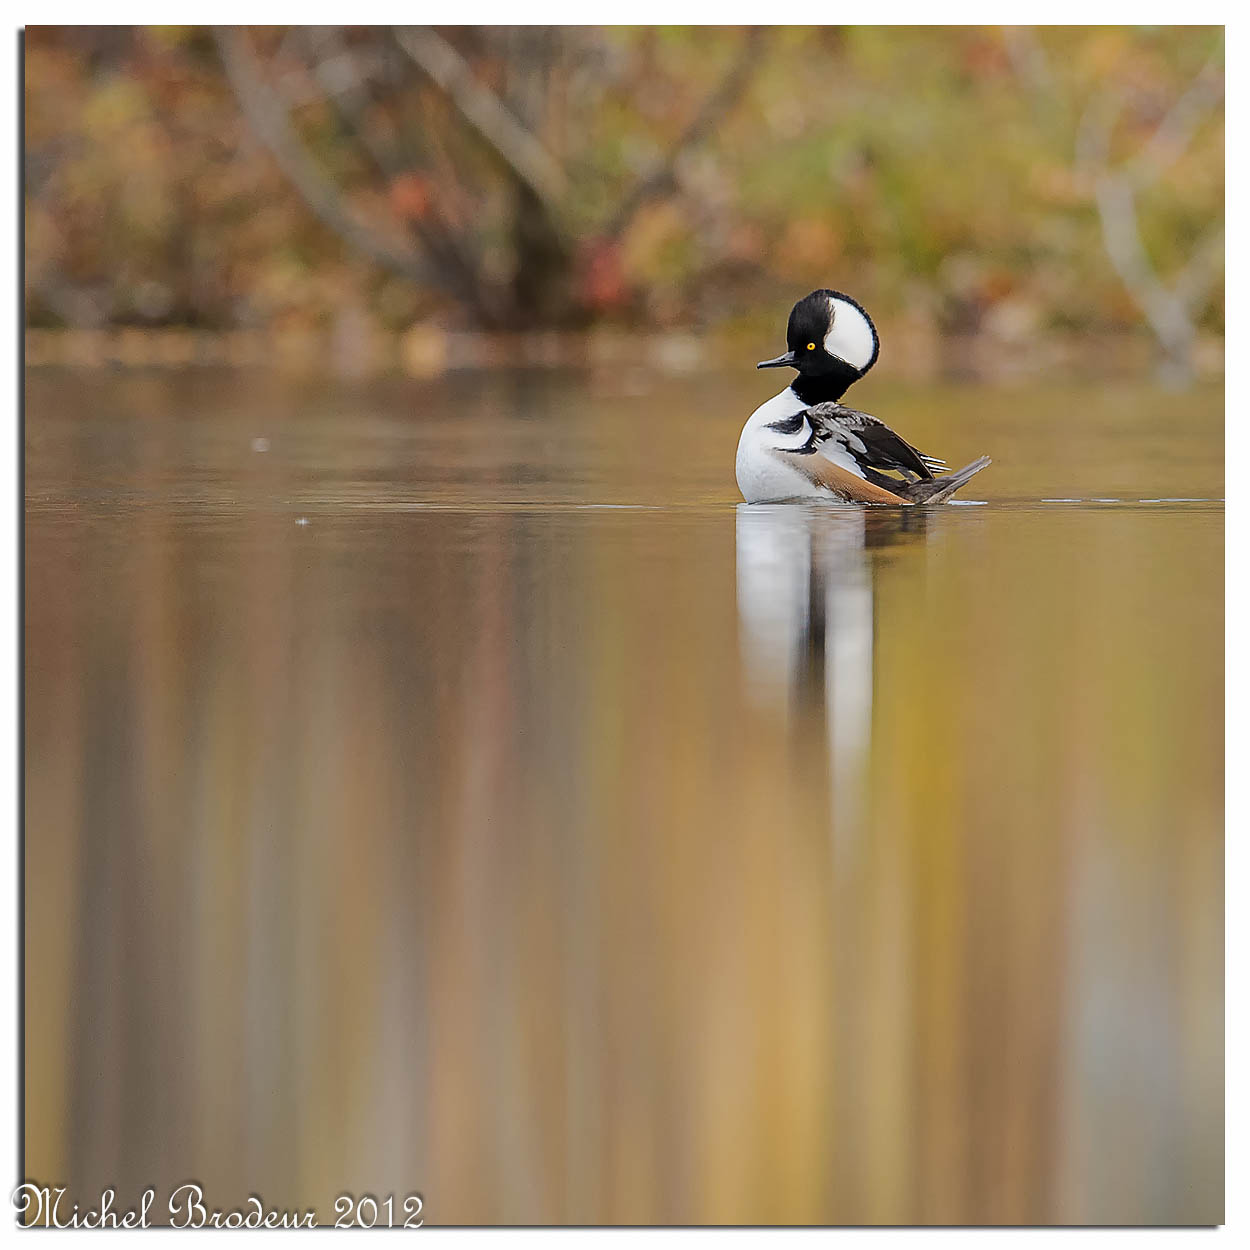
[757,289,879,403]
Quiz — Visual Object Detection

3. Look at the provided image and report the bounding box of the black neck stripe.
[765,412,806,435]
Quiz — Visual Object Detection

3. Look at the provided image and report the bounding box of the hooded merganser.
[736,289,990,504]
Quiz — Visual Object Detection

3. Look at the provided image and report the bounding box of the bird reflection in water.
[735,504,931,851]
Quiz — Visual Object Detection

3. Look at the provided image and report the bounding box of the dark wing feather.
[805,402,937,482]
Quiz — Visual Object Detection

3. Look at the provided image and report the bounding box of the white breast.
[735,389,820,503]
[735,387,868,503]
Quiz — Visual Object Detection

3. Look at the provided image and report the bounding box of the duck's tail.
[899,455,991,504]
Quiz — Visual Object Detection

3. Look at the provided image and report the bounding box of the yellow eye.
[806,342,816,351]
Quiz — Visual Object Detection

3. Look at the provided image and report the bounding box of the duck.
[736,289,990,504]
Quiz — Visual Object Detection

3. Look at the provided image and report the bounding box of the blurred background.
[26,25,1223,382]
[24,26,1223,1227]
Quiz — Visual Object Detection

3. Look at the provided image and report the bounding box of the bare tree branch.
[300,27,402,178]
[1076,55,1223,380]
[1174,226,1224,312]
[1091,163,1195,366]
[214,27,429,285]
[392,25,568,214]
[605,28,765,241]
[1126,52,1223,188]
[216,26,505,324]
[1001,26,1054,95]
[297,26,493,307]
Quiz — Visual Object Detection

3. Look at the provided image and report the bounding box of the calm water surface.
[24,368,1223,1224]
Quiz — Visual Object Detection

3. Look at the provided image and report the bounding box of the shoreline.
[24,326,1225,383]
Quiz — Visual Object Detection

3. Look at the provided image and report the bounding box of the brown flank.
[772,450,911,504]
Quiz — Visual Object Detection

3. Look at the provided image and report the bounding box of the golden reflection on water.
[24,370,1222,1224]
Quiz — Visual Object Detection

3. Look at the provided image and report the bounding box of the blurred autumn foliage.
[24,26,1224,372]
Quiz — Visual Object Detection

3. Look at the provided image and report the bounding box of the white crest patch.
[823,296,876,371]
